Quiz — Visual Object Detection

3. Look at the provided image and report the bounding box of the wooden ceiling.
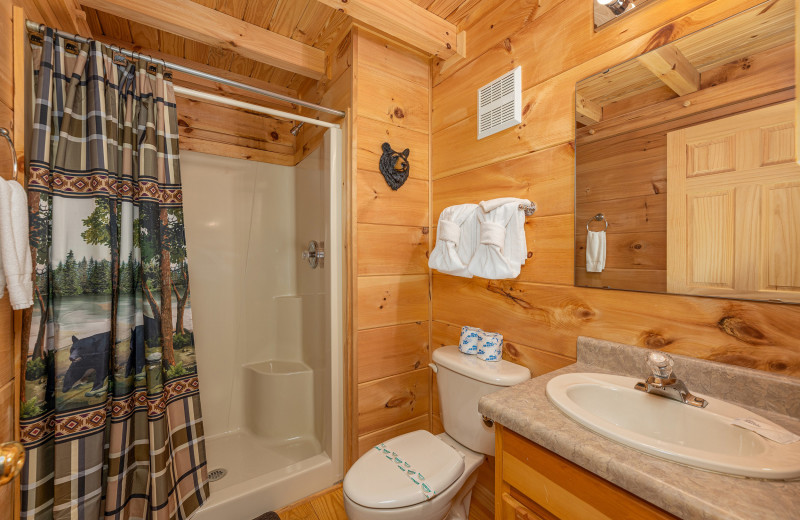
[62,0,479,94]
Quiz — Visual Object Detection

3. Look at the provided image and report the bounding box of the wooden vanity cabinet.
[495,425,679,520]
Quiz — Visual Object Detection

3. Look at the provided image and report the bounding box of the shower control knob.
[302,241,325,269]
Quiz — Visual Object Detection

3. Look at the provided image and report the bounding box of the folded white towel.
[428,203,479,277]
[0,198,4,299]
[468,198,530,279]
[0,179,33,309]
[586,230,606,273]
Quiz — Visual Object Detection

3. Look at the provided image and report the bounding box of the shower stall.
[181,130,343,519]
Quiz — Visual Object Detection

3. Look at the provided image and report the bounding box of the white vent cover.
[477,66,522,140]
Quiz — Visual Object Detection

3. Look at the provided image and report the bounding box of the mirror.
[575,1,799,303]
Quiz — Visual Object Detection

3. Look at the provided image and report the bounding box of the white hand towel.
[428,203,479,277]
[0,179,33,309]
[586,230,606,273]
[0,183,6,299]
[0,180,11,300]
[468,198,530,279]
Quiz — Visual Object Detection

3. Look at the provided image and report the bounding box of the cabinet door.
[500,427,678,520]
[667,101,800,301]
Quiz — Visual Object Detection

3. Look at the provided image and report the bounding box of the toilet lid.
[343,430,465,509]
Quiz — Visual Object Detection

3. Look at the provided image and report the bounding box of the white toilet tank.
[432,345,530,456]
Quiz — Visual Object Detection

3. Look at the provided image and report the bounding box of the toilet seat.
[343,431,465,509]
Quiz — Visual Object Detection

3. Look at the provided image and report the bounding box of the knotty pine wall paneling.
[1,4,30,517]
[0,1,14,513]
[176,97,297,166]
[351,27,432,467]
[430,0,800,518]
[300,25,434,469]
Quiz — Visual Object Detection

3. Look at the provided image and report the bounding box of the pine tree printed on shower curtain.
[19,29,209,519]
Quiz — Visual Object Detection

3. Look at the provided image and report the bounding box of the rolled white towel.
[468,198,530,279]
[0,179,33,309]
[586,230,606,273]
[0,181,7,298]
[428,203,479,277]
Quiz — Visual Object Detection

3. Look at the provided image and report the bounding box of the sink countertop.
[479,337,800,520]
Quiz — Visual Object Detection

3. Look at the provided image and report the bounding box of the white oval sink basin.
[546,372,800,480]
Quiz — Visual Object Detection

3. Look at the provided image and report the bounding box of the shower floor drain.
[208,468,227,482]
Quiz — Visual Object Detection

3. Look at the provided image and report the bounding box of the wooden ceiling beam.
[93,35,298,109]
[29,0,92,36]
[637,45,700,96]
[315,0,465,59]
[576,93,602,125]
[77,0,327,79]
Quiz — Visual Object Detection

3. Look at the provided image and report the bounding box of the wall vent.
[477,66,522,140]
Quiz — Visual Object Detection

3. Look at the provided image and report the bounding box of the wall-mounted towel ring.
[0,128,17,181]
[586,213,609,231]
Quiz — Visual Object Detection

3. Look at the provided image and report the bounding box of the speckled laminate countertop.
[478,337,800,520]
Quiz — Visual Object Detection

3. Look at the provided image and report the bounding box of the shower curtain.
[19,29,208,519]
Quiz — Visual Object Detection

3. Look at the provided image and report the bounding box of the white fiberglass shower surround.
[182,129,343,519]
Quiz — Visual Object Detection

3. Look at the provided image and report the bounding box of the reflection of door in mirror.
[667,102,798,302]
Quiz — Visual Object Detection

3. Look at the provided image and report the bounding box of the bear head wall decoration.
[379,142,410,190]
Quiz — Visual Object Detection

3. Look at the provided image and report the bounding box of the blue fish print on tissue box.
[459,326,482,355]
[477,332,503,362]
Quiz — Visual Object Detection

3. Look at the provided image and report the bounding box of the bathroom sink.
[546,372,800,480]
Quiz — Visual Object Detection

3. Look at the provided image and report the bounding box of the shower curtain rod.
[25,20,347,120]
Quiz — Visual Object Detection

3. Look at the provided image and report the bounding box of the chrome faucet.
[634,352,708,408]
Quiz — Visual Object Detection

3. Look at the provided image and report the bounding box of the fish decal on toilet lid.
[375,442,438,500]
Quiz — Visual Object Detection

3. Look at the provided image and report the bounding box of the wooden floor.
[274,484,348,520]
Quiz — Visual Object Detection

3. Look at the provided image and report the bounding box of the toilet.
[343,345,531,520]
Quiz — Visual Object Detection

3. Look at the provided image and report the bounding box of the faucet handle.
[647,351,674,379]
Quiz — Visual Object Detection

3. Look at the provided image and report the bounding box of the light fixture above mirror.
[594,0,652,29]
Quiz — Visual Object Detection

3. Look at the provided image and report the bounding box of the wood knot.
[385,393,413,409]
[717,316,766,345]
[644,24,676,53]
[503,38,512,52]
[572,304,595,321]
[769,360,788,372]
[270,131,279,141]
[522,102,532,116]
[486,282,532,309]
[632,242,643,250]
[504,342,519,359]
[640,331,673,349]
[393,107,405,119]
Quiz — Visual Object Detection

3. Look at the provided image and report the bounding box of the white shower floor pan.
[193,429,337,520]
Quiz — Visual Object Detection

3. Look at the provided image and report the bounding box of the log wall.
[430,1,800,518]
